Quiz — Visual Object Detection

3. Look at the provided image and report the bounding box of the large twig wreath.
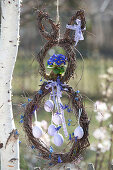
[23,9,90,167]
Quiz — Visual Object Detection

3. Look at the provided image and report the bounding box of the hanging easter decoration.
[52,113,62,125]
[54,133,64,146]
[74,126,84,139]
[48,124,57,136]
[32,125,43,138]
[23,9,90,167]
[44,100,54,112]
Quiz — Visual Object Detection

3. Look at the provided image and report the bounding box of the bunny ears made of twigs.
[37,9,86,41]
[36,10,86,83]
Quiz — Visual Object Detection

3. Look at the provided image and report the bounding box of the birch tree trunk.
[0,0,20,169]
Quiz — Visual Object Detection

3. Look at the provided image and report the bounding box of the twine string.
[56,0,60,43]
[34,110,37,122]
[78,108,82,125]
[56,0,59,24]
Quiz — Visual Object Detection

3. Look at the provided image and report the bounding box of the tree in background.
[0,0,20,169]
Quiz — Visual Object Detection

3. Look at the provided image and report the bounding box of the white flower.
[33,121,41,127]
[107,67,113,75]
[111,106,113,112]
[32,120,50,146]
[97,140,111,153]
[102,91,106,96]
[100,82,105,88]
[109,124,113,130]
[33,120,48,130]
[93,127,109,140]
[41,133,50,146]
[90,140,111,153]
[41,120,48,130]
[99,74,109,79]
[107,88,112,97]
[95,112,111,122]
[112,159,113,164]
[94,101,107,113]
[90,143,96,151]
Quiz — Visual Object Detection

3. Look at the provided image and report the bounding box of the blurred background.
[2,0,113,169]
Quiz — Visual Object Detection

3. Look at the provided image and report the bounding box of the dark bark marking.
[5,129,19,149]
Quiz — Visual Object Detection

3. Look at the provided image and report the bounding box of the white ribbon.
[45,80,58,109]
[66,19,85,46]
[45,80,68,137]
[57,96,68,137]
[78,108,82,125]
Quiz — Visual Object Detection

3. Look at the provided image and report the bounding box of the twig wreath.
[23,9,90,167]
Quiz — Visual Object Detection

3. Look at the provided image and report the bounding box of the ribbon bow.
[45,80,58,108]
[66,19,85,46]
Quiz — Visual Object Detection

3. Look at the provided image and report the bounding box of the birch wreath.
[23,9,90,167]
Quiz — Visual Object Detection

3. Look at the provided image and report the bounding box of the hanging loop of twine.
[56,0,60,24]
[56,0,60,43]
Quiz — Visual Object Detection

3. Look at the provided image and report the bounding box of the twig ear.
[63,9,86,39]
[37,10,59,41]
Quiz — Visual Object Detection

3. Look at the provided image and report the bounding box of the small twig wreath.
[36,10,86,83]
[23,9,90,167]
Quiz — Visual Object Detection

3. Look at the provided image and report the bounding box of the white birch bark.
[0,0,20,169]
